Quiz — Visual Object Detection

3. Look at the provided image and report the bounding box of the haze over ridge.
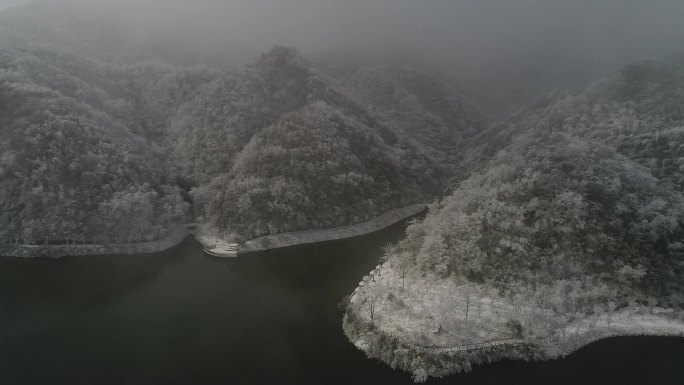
[5,0,684,108]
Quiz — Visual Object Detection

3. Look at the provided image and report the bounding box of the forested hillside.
[0,3,487,246]
[317,60,487,164]
[346,133,684,381]
[193,101,441,239]
[344,59,684,381]
[463,58,684,189]
[392,133,684,299]
[0,45,190,244]
[173,47,459,240]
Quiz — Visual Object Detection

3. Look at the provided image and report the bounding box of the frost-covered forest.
[0,45,191,244]
[2,0,684,382]
[405,59,684,295]
[0,4,486,245]
[345,58,684,381]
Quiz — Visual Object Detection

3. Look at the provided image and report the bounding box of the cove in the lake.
[1,219,683,385]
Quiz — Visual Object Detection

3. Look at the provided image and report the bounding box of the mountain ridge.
[0,28,486,245]
[343,57,684,381]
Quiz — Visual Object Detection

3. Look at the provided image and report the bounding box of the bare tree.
[462,285,476,321]
[590,304,603,329]
[669,294,683,323]
[607,301,616,325]
[647,296,658,318]
[627,296,638,319]
[476,297,483,319]
[363,282,387,321]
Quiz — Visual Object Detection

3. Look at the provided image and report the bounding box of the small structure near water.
[203,241,239,258]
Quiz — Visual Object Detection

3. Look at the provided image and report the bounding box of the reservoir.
[1,220,683,384]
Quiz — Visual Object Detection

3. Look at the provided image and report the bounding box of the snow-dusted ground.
[561,307,684,345]
[349,262,513,347]
[348,262,684,356]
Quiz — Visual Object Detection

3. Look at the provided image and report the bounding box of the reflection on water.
[1,220,683,384]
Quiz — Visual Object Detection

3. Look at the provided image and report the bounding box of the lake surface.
[1,219,684,385]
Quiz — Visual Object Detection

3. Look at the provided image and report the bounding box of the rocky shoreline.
[344,307,684,382]
[343,263,684,382]
[343,311,539,382]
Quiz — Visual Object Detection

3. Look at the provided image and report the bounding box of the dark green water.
[1,220,683,384]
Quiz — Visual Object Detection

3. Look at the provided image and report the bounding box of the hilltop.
[344,59,684,381]
[0,1,487,249]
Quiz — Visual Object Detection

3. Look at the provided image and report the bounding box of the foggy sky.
[12,0,684,105]
[0,0,27,10]
[94,0,684,65]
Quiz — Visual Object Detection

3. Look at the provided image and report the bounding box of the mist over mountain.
[3,0,684,111]
[0,2,489,243]
[2,1,684,382]
[2,0,683,276]
[463,58,684,190]
[0,0,24,10]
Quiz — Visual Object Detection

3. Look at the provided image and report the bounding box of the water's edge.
[344,309,684,381]
[0,204,427,259]
[342,264,684,382]
[0,226,191,259]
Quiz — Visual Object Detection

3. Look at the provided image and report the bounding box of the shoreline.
[0,203,428,258]
[343,263,684,382]
[553,323,684,358]
[237,204,428,254]
[0,226,191,259]
[343,310,684,382]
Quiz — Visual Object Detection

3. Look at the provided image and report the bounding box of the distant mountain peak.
[254,45,309,72]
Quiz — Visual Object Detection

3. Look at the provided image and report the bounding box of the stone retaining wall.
[239,204,427,254]
[0,226,189,258]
